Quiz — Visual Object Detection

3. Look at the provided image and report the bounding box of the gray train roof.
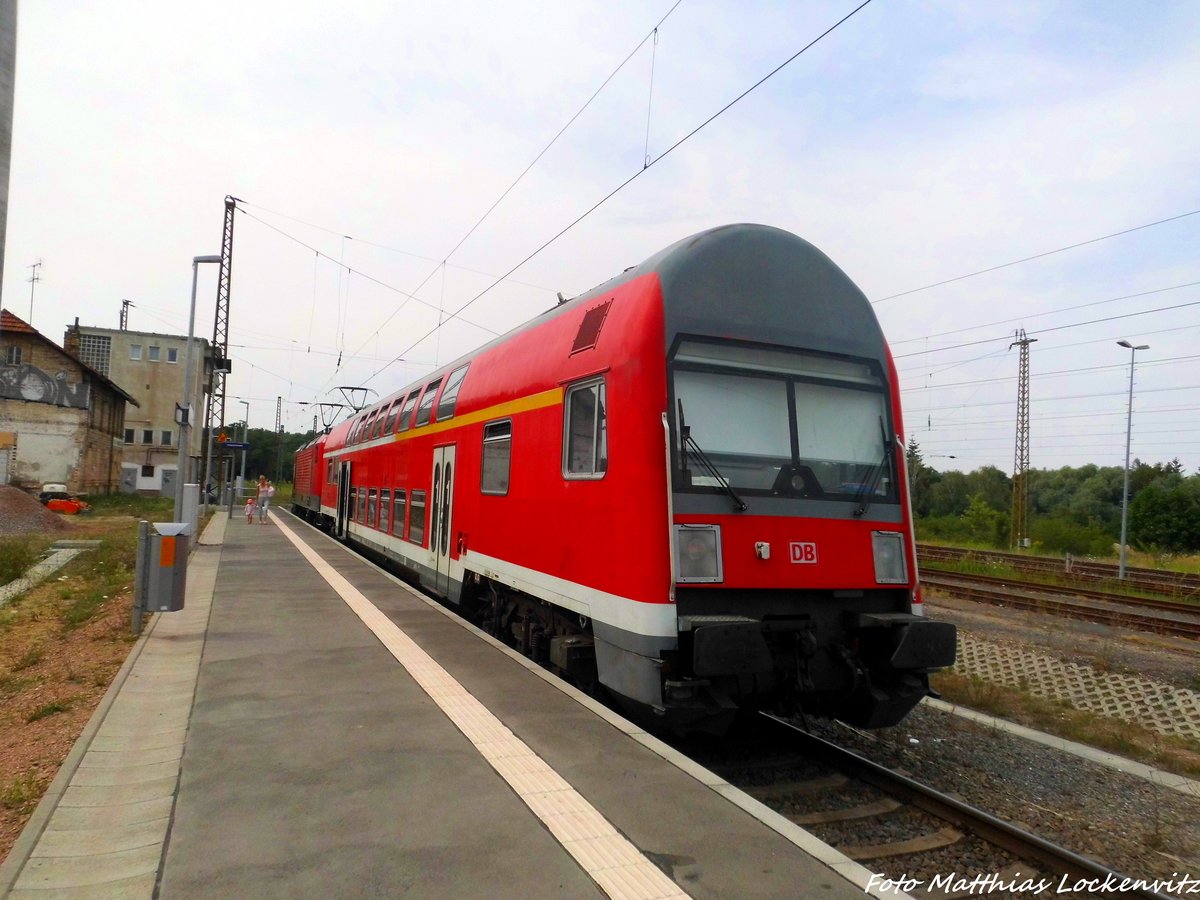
[577,223,888,363]
[355,224,889,422]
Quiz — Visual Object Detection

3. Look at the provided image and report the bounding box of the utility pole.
[120,298,133,331]
[201,195,238,503]
[1009,329,1037,549]
[26,259,40,323]
[274,395,284,482]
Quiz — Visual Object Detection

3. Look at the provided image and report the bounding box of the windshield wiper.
[678,400,747,512]
[853,417,892,519]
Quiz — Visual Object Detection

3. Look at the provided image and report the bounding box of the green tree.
[1129,477,1200,552]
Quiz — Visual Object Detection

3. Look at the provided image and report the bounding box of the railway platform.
[0,509,901,899]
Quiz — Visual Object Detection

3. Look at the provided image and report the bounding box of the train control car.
[293,224,957,733]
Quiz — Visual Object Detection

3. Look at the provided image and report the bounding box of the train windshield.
[671,341,896,504]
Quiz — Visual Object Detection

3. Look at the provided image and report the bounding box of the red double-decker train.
[293,224,955,733]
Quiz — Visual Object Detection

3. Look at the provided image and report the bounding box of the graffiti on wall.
[0,364,91,409]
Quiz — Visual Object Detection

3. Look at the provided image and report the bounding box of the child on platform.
[245,496,256,524]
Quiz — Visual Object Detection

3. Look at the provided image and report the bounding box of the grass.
[0,773,41,814]
[932,669,1200,777]
[85,493,174,520]
[26,700,73,723]
[0,537,53,588]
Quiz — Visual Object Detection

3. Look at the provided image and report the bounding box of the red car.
[40,491,90,514]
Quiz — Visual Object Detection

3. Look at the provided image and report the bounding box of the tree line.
[905,440,1200,555]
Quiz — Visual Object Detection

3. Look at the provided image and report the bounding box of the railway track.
[917,544,1200,601]
[686,714,1175,899]
[921,571,1200,640]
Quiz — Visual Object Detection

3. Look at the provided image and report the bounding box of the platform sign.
[223,441,249,450]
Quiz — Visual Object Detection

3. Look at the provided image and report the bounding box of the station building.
[64,321,209,495]
[0,309,137,493]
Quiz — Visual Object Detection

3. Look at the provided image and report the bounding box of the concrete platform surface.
[1,509,898,899]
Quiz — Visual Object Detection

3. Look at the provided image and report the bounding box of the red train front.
[292,224,956,733]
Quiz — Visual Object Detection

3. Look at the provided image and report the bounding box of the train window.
[367,489,377,527]
[349,487,358,521]
[379,489,391,532]
[481,420,512,495]
[435,364,469,421]
[414,378,442,428]
[327,460,335,484]
[408,490,426,544]
[393,489,407,536]
[367,410,382,440]
[357,488,366,522]
[382,399,401,434]
[397,390,420,432]
[670,340,893,503]
[563,377,607,479]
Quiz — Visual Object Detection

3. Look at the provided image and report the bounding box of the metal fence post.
[131,519,149,635]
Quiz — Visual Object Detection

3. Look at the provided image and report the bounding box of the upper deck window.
[397,389,420,432]
[382,399,401,434]
[435,365,469,421]
[414,378,442,428]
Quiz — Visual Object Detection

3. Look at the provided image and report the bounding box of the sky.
[3,0,1198,476]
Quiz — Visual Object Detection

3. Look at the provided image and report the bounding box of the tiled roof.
[1,309,37,333]
[0,308,140,406]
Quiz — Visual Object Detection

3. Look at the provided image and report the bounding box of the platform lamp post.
[238,399,250,500]
[173,255,223,525]
[1117,340,1149,580]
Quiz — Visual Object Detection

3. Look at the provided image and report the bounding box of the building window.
[148,346,161,362]
[161,430,173,446]
[481,420,512,495]
[130,344,143,361]
[4,345,19,365]
[124,428,134,444]
[141,464,155,478]
[408,490,426,544]
[142,429,153,444]
[167,347,179,363]
[77,334,112,375]
[563,377,608,478]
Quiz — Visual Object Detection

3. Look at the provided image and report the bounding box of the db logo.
[789,541,818,564]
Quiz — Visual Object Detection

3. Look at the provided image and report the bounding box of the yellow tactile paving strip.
[272,516,691,900]
[953,635,1200,741]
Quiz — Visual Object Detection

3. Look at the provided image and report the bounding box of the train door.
[336,461,352,539]
[429,445,456,597]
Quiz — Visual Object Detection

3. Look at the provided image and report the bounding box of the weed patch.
[0,773,40,813]
[26,700,73,723]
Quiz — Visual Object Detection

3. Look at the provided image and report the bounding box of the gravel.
[0,486,72,535]
[804,701,1200,893]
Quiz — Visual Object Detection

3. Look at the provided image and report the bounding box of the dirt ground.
[0,516,141,865]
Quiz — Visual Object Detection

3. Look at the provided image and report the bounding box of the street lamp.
[238,399,250,501]
[1117,340,1149,580]
[173,255,222,525]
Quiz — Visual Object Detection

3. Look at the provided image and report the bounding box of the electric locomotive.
[293,224,956,733]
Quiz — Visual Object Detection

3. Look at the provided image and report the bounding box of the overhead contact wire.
[366,0,877,385]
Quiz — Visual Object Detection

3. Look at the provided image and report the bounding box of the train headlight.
[872,531,908,584]
[674,524,723,583]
